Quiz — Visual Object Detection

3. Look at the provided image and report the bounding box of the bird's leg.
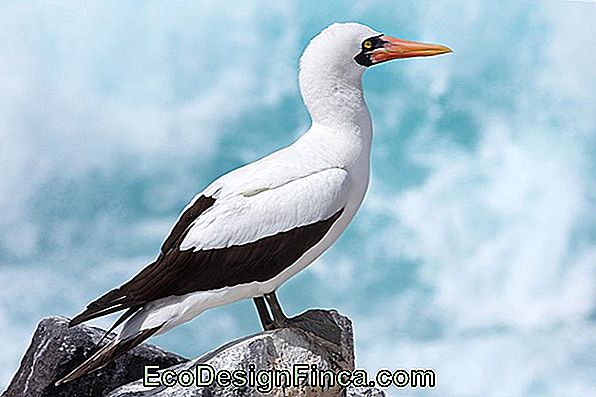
[264,291,290,328]
[253,297,275,331]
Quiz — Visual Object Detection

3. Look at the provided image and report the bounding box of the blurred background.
[1,1,595,396]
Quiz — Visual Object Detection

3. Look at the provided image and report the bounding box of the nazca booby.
[56,22,451,385]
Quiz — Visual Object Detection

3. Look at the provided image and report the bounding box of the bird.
[55,22,451,386]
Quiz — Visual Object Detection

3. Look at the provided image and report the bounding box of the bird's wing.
[70,167,350,325]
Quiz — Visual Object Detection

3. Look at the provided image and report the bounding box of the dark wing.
[159,195,216,256]
[120,208,343,300]
[69,195,216,326]
[70,168,349,326]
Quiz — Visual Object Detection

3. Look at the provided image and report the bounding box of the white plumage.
[57,22,451,386]
[132,24,379,335]
[182,167,351,250]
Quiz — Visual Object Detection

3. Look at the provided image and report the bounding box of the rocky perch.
[2,310,385,397]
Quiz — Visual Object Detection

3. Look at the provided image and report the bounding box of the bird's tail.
[54,325,162,386]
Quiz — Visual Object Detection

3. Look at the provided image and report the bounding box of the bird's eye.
[363,40,373,49]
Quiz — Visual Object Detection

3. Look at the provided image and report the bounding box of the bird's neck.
[299,66,371,134]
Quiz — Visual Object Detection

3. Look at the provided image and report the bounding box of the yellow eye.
[363,40,372,49]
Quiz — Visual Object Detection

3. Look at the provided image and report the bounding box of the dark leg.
[264,291,290,328]
[253,297,274,331]
[260,292,340,342]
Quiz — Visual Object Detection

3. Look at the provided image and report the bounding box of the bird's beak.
[371,35,452,63]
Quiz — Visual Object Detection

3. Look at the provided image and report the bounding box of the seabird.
[56,22,450,385]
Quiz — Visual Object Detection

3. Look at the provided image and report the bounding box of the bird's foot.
[260,318,278,331]
[268,310,343,345]
[255,292,306,331]
[265,316,298,330]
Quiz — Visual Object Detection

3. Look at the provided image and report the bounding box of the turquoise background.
[1,1,595,396]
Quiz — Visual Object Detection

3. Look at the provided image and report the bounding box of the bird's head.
[300,22,451,81]
[299,23,451,123]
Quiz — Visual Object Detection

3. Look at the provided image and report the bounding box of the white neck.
[299,58,371,133]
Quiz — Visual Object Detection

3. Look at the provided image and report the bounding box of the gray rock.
[3,311,384,397]
[346,387,386,397]
[107,310,383,397]
[1,316,186,397]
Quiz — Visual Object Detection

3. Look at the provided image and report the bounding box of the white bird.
[56,22,450,385]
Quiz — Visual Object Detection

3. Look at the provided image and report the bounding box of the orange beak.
[371,35,452,63]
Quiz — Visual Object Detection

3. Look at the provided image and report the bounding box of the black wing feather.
[70,194,342,327]
[69,195,216,326]
[55,324,163,386]
[160,195,216,256]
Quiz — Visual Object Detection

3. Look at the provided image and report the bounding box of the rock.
[106,310,383,397]
[1,316,187,397]
[3,311,384,397]
[346,388,386,397]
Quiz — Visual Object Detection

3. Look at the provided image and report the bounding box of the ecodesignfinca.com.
[143,363,436,392]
